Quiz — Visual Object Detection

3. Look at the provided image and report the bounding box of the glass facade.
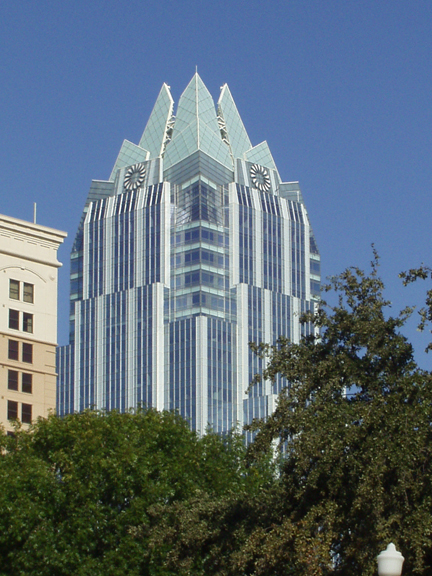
[57,74,320,434]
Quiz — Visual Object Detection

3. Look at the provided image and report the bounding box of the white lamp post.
[377,543,404,576]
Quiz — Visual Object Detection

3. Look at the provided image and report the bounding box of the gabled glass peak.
[139,83,174,159]
[164,73,233,170]
[110,74,282,178]
[217,84,252,159]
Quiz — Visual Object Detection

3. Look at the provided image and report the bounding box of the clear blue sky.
[1,1,431,366]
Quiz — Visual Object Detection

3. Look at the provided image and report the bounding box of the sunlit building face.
[57,74,320,434]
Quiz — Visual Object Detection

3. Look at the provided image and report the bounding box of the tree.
[146,431,274,576]
[0,408,268,576]
[400,264,432,351]
[241,256,432,575]
[2,260,432,576]
[143,257,432,576]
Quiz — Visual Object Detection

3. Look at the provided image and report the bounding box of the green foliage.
[146,432,275,576]
[140,257,432,576]
[0,408,270,576]
[2,259,432,575]
[400,264,432,351]
[244,257,432,575]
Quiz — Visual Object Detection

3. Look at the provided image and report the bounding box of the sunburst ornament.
[124,164,146,191]
[250,164,271,192]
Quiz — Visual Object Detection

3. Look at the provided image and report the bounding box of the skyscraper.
[57,73,320,433]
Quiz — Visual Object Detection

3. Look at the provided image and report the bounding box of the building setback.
[0,214,66,433]
[57,73,320,434]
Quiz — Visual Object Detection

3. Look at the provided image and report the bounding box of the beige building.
[0,214,66,434]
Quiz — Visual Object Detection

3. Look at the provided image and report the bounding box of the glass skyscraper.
[57,73,320,433]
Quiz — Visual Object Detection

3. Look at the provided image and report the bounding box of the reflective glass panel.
[22,373,32,394]
[9,310,19,330]
[9,280,19,300]
[7,400,18,420]
[8,370,18,391]
[23,283,34,303]
[21,403,32,424]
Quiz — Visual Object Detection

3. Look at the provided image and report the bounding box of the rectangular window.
[21,403,32,424]
[23,283,34,303]
[7,370,19,391]
[8,340,19,361]
[22,373,32,394]
[310,280,321,295]
[310,259,321,275]
[7,400,18,420]
[23,313,33,333]
[9,280,19,300]
[22,343,33,364]
[8,309,19,330]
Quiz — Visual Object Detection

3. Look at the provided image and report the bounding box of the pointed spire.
[218,84,278,173]
[139,83,174,158]
[109,75,281,180]
[217,84,252,158]
[164,73,233,170]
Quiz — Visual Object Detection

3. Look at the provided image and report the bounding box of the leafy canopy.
[400,264,432,351]
[242,256,432,575]
[1,258,432,576]
[0,408,270,576]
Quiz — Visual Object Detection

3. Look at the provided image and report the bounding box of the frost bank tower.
[57,74,320,433]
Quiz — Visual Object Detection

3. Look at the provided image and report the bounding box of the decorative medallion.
[124,164,146,191]
[250,164,271,192]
